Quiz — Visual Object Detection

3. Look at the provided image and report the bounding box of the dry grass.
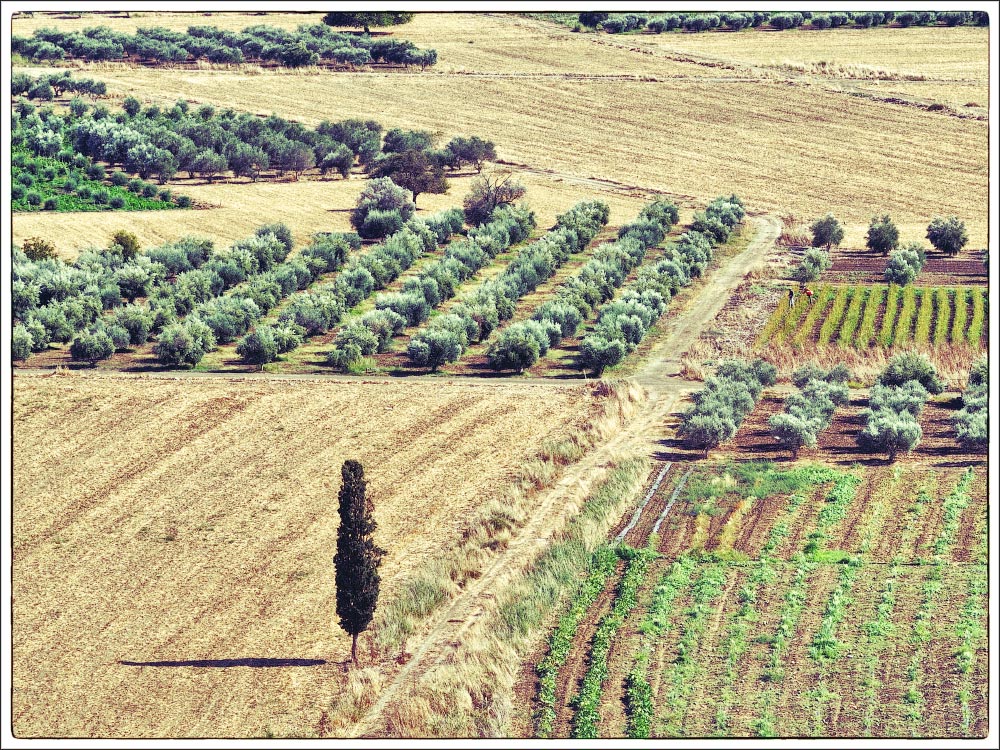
[12,169,651,259]
[760,343,981,388]
[629,24,988,82]
[12,373,604,738]
[12,14,987,249]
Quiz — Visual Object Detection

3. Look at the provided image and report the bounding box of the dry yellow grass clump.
[12,373,603,737]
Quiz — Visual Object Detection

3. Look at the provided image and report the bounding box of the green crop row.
[933,468,974,558]
[837,286,867,346]
[855,284,884,348]
[535,544,618,737]
[876,284,901,346]
[817,286,852,345]
[804,473,861,559]
[932,288,951,345]
[893,285,917,345]
[809,557,862,663]
[955,573,987,734]
[792,285,834,347]
[773,293,810,345]
[624,650,654,738]
[967,287,985,344]
[660,564,729,736]
[950,288,968,343]
[757,295,790,346]
[572,547,655,738]
[913,287,934,343]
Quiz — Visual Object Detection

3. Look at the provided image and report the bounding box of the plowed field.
[12,373,602,737]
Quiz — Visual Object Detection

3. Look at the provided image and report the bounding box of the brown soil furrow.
[732,494,787,558]
[775,485,830,559]
[551,561,624,738]
[951,474,987,563]
[656,507,697,560]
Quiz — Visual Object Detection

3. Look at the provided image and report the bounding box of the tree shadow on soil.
[120,657,326,668]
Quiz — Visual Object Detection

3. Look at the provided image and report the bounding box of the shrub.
[176,195,192,208]
[350,176,415,234]
[868,381,929,418]
[109,195,125,208]
[878,351,944,394]
[69,330,115,364]
[487,325,541,372]
[25,191,42,206]
[925,216,968,256]
[866,214,899,255]
[359,208,405,240]
[577,335,625,375]
[794,248,832,282]
[12,325,34,361]
[109,304,154,345]
[578,12,609,28]
[884,246,923,285]
[12,185,26,201]
[86,162,106,180]
[463,171,527,226]
[856,409,922,461]
[406,328,464,371]
[43,197,58,210]
[154,318,216,367]
[769,412,817,457]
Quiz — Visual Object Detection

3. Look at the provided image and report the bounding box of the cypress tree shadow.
[119,657,326,668]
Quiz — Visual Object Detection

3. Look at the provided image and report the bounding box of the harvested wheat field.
[12,168,652,259]
[12,12,987,248]
[11,372,620,737]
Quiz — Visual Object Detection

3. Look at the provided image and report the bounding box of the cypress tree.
[333,460,385,665]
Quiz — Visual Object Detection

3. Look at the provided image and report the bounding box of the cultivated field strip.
[530,461,987,738]
[758,284,987,350]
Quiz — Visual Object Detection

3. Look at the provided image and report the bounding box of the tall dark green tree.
[333,460,385,665]
[322,12,415,33]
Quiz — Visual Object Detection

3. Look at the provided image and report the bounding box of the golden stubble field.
[12,13,988,251]
[12,373,601,737]
[11,169,653,259]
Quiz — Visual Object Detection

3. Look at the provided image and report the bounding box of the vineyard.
[758,284,987,350]
[525,460,988,738]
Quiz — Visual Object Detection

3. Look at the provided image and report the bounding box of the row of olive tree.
[583,10,985,35]
[768,362,851,457]
[14,20,435,69]
[677,358,778,457]
[326,205,531,371]
[486,198,680,372]
[578,195,745,374]
[404,200,610,371]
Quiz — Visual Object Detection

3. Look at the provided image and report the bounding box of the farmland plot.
[12,373,612,737]
[527,461,987,738]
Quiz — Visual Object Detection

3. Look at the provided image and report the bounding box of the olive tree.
[866,214,899,255]
[925,216,968,256]
[810,213,844,249]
